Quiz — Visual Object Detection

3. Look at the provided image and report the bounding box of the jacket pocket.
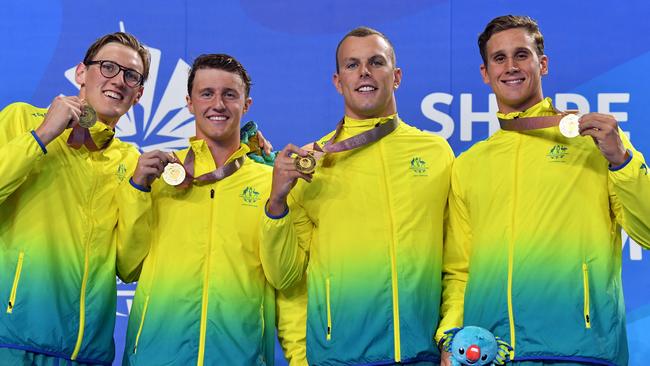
[133,295,150,354]
[582,263,591,329]
[326,277,332,341]
[6,252,25,314]
[260,302,265,343]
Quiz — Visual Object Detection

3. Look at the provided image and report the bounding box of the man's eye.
[125,71,140,83]
[346,63,357,69]
[102,63,117,73]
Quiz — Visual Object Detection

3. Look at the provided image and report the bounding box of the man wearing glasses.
[0,32,168,365]
[85,60,145,89]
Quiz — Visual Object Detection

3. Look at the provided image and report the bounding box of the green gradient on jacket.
[262,116,454,365]
[440,98,650,366]
[123,142,306,366]
[0,102,142,365]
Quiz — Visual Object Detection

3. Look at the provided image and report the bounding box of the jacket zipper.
[197,188,215,366]
[378,140,401,362]
[507,135,523,360]
[71,155,97,360]
[582,263,591,329]
[6,252,25,314]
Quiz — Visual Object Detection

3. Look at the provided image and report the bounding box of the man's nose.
[359,63,371,78]
[505,57,520,72]
[212,96,226,110]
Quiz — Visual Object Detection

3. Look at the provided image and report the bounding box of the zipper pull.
[210,189,215,199]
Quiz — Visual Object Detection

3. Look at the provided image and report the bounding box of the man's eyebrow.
[490,47,532,57]
[222,87,239,94]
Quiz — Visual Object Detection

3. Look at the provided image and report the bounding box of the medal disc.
[78,104,97,129]
[559,114,580,138]
[162,163,186,186]
[294,154,316,174]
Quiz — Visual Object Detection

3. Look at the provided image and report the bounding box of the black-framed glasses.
[85,60,144,88]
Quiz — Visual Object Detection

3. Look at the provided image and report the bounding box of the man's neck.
[497,95,545,115]
[344,101,397,120]
[206,139,241,167]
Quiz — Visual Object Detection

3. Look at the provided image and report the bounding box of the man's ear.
[186,95,195,115]
[75,62,87,87]
[243,97,253,114]
[480,64,490,84]
[332,73,343,95]
[393,67,402,89]
[132,86,144,105]
[539,54,549,76]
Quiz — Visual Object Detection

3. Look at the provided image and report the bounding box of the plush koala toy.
[443,326,512,366]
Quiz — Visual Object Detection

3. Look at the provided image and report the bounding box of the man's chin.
[349,105,383,119]
[496,86,535,102]
[95,110,124,126]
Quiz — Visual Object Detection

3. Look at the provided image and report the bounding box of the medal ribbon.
[312,116,399,154]
[66,104,106,151]
[174,149,245,189]
[66,126,108,151]
[498,107,578,132]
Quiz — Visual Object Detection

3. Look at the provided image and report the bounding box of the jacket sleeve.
[435,164,471,344]
[115,152,153,283]
[260,191,312,290]
[609,131,650,248]
[276,275,308,366]
[0,104,47,205]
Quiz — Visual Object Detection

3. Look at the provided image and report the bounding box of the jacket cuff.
[609,150,648,183]
[265,199,289,219]
[30,130,47,154]
[129,177,151,192]
[609,149,633,171]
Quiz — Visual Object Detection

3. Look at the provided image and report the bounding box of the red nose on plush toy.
[466,344,481,363]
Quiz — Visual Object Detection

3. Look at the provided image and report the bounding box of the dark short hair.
[478,15,544,66]
[83,32,151,82]
[335,26,396,72]
[187,54,252,98]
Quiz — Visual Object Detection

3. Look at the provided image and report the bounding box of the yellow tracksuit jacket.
[438,98,650,365]
[261,115,454,365]
[120,139,307,366]
[0,102,149,365]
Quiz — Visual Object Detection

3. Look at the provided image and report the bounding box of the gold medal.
[294,153,316,174]
[559,114,580,138]
[162,162,186,186]
[78,104,97,128]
